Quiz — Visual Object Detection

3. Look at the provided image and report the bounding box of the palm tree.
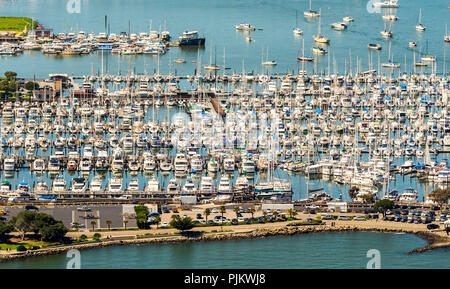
[154,216,161,229]
[90,221,96,231]
[262,211,268,218]
[219,206,226,223]
[286,209,297,219]
[72,222,80,230]
[106,220,112,230]
[272,210,278,219]
[123,219,128,230]
[203,208,211,222]
[233,206,240,218]
[249,208,256,219]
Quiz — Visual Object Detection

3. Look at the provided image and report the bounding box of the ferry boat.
[178,31,205,46]
[373,0,399,8]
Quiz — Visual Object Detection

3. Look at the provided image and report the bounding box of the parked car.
[321,215,334,220]
[427,224,440,230]
[353,216,366,221]
[337,216,351,221]
[25,205,39,211]
[77,206,91,212]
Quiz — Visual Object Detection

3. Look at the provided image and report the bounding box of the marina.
[0,0,450,271]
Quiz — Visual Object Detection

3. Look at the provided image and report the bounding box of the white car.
[161,222,169,227]
[353,216,366,221]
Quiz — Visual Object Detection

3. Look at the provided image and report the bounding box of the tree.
[106,220,112,230]
[219,206,226,223]
[153,216,161,229]
[233,206,240,218]
[249,208,256,219]
[25,81,39,91]
[134,205,149,229]
[40,223,68,242]
[272,210,278,218]
[286,208,297,219]
[203,208,211,222]
[0,221,12,241]
[11,210,36,240]
[123,220,128,229]
[262,211,268,217]
[360,194,374,203]
[72,222,80,230]
[170,216,194,232]
[31,212,57,235]
[429,189,450,207]
[348,186,360,200]
[11,211,68,242]
[373,199,395,216]
[90,221,97,231]
[4,71,17,79]
[92,233,101,241]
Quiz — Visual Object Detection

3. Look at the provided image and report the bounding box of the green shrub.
[92,233,101,241]
[16,245,27,252]
[79,234,88,242]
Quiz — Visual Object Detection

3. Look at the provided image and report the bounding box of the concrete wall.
[261,203,294,211]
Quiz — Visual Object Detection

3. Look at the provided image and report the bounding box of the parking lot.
[0,205,137,230]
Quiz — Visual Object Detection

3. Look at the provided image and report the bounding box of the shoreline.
[1,222,449,262]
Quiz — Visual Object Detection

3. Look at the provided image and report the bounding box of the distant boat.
[380,30,393,38]
[235,23,255,31]
[382,14,398,21]
[373,0,399,8]
[342,16,353,22]
[409,41,417,47]
[313,9,330,44]
[293,11,303,35]
[262,60,277,66]
[415,9,426,32]
[304,0,320,17]
[174,59,186,63]
[297,56,314,62]
[331,22,347,31]
[445,24,450,42]
[312,46,326,55]
[368,43,382,50]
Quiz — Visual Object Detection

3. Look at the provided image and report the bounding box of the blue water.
[0,0,448,78]
[0,232,449,269]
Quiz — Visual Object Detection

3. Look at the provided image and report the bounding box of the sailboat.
[293,10,303,35]
[297,38,314,61]
[421,40,436,62]
[313,9,330,44]
[382,42,400,68]
[304,0,320,18]
[413,49,428,67]
[415,9,426,32]
[445,24,450,42]
[204,45,220,71]
[261,47,277,66]
[380,22,393,38]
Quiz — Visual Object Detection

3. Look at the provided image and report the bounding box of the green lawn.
[0,17,37,32]
[0,241,60,251]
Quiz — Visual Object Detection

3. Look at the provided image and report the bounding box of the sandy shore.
[1,212,450,261]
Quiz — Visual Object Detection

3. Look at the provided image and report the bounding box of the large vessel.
[178,31,205,46]
[373,0,399,8]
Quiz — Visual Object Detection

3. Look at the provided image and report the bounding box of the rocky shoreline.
[1,225,448,262]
